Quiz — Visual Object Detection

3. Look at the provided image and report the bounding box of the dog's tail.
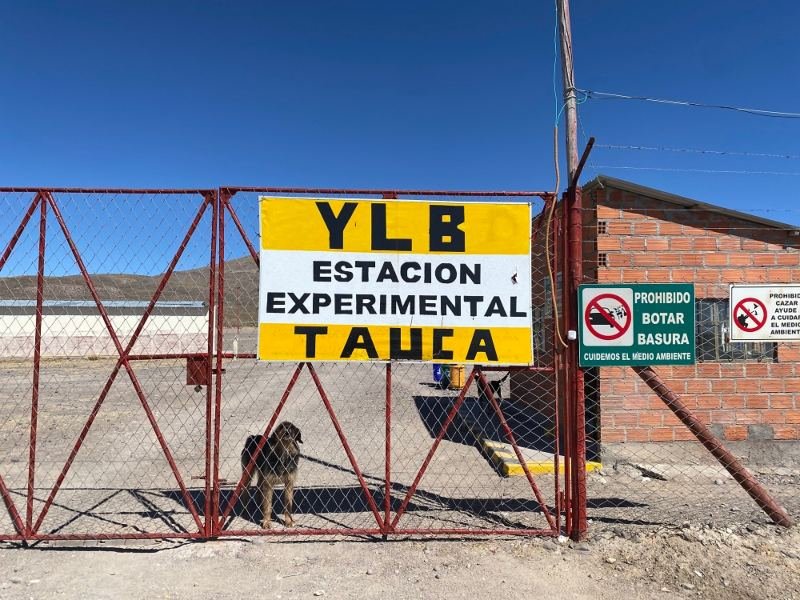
[241,434,262,487]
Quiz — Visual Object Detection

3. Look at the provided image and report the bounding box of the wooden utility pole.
[557,0,579,180]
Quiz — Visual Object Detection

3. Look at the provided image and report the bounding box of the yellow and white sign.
[257,197,533,364]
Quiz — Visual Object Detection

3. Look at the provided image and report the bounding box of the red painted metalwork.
[306,363,384,529]
[0,474,24,536]
[26,196,46,535]
[218,528,385,538]
[32,191,210,535]
[475,370,557,530]
[211,189,227,533]
[390,368,478,530]
[382,528,558,537]
[633,366,793,527]
[384,363,392,533]
[213,188,561,540]
[554,197,572,536]
[0,193,41,536]
[204,190,218,537]
[29,532,201,542]
[222,192,259,266]
[218,527,554,538]
[222,186,550,198]
[0,192,42,272]
[0,187,210,194]
[1,186,565,542]
[567,186,588,540]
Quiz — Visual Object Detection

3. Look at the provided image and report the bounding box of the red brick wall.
[586,186,800,442]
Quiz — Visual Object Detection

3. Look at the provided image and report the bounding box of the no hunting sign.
[730,284,800,341]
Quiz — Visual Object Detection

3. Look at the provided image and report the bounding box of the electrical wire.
[578,89,800,120]
[593,165,800,176]
[549,1,568,350]
[549,127,568,349]
[597,144,800,161]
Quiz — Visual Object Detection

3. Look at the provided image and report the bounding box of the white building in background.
[0,300,208,358]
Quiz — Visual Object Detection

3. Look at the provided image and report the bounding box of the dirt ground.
[1,329,798,599]
[0,523,798,600]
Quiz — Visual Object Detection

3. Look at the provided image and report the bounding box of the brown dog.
[241,421,303,528]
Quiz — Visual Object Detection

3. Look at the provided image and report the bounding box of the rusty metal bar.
[216,528,384,538]
[384,362,392,533]
[567,185,587,541]
[0,469,24,537]
[33,362,123,534]
[475,370,557,531]
[554,199,572,535]
[211,189,227,532]
[391,368,477,529]
[222,192,259,266]
[17,531,202,541]
[633,366,793,528]
[32,194,211,533]
[0,192,42,272]
[126,352,257,361]
[222,186,552,198]
[0,187,211,194]
[391,528,558,537]
[203,190,218,537]
[26,197,46,535]
[39,192,205,534]
[306,363,384,530]
[478,366,555,372]
[216,527,555,538]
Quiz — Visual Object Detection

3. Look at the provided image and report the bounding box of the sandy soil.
[0,523,798,600]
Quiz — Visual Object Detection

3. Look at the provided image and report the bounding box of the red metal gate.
[0,186,574,542]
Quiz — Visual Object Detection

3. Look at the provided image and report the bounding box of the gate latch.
[186,356,226,390]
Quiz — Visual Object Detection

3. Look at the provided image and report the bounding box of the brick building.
[514,176,800,448]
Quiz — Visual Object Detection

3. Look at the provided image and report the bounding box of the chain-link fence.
[2,183,793,543]
[0,187,566,542]
[214,189,560,538]
[0,189,215,540]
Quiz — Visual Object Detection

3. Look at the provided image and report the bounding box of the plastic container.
[447,365,465,390]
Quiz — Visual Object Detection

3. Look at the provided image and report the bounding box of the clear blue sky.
[2,1,800,275]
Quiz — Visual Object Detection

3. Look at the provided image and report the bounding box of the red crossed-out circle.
[733,298,767,332]
[584,293,632,340]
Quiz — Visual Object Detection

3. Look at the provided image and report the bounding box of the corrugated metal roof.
[583,176,800,232]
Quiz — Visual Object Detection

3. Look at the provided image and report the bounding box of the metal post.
[634,366,793,527]
[212,189,227,534]
[384,363,392,537]
[26,195,46,536]
[567,187,587,540]
[204,190,218,537]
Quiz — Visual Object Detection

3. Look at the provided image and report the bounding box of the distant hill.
[0,256,260,326]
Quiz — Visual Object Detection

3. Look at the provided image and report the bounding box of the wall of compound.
[583,184,800,443]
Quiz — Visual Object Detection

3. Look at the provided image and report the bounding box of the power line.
[593,165,800,176]
[597,144,800,161]
[578,89,800,120]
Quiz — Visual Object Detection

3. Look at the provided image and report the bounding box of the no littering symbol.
[584,293,632,341]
